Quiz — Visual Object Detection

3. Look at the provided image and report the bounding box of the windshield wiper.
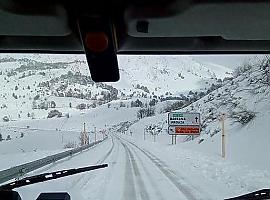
[0,164,108,191]
[225,189,270,200]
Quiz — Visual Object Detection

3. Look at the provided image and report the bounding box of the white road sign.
[168,112,200,126]
[168,112,201,135]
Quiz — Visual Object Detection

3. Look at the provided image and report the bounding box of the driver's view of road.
[0,54,270,200]
[16,134,215,200]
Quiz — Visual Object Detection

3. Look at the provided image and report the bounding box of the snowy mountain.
[129,56,270,170]
[0,54,232,121]
[114,55,232,96]
[115,56,270,197]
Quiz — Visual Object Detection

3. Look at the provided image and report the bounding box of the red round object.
[85,32,109,53]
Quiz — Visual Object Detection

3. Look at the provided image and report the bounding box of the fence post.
[221,114,226,158]
[144,129,146,140]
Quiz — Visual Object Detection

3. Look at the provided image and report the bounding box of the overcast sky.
[191,54,265,69]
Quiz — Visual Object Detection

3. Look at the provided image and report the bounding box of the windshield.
[0,53,269,200]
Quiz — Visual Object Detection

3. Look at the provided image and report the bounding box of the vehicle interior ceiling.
[0,0,270,82]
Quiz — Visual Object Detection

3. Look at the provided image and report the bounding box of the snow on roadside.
[0,105,138,170]
[120,133,270,199]
[123,58,270,198]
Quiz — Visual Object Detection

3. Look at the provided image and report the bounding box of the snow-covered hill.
[129,56,270,170]
[114,55,232,96]
[0,54,232,122]
[119,57,270,196]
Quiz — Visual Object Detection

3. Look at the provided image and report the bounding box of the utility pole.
[220,113,226,158]
[83,123,87,145]
[144,128,146,140]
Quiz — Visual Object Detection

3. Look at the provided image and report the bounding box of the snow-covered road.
[15,133,220,200]
[114,135,200,200]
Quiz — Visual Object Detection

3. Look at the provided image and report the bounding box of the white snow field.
[0,54,269,200]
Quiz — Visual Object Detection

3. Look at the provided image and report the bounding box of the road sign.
[169,126,200,134]
[168,112,201,135]
[168,112,200,126]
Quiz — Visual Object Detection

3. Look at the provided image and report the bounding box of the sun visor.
[0,2,70,36]
[125,2,270,40]
[115,1,270,54]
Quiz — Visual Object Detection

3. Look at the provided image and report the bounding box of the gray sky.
[191,54,265,69]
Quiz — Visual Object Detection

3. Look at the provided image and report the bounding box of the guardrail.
[0,136,108,185]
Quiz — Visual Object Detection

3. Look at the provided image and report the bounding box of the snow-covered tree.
[32,101,37,109]
[51,101,56,108]
[2,116,9,122]
[6,135,11,140]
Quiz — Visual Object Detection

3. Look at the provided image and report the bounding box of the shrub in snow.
[198,138,204,144]
[233,62,252,77]
[38,101,48,110]
[231,110,256,125]
[92,103,97,108]
[51,101,56,108]
[20,132,24,138]
[47,110,62,118]
[210,128,220,137]
[31,112,35,119]
[64,141,77,149]
[163,101,185,113]
[137,107,155,119]
[120,101,125,107]
[34,94,40,100]
[149,99,158,107]
[0,133,3,141]
[6,135,11,140]
[76,103,86,110]
[3,116,9,122]
[131,99,143,107]
[260,58,270,85]
[145,124,162,135]
[12,93,18,99]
